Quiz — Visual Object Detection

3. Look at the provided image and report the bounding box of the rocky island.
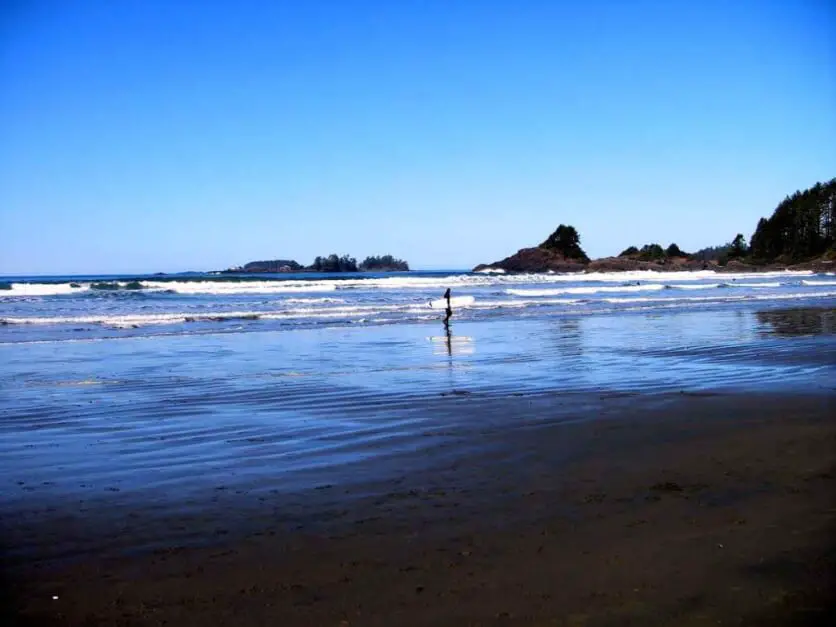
[474,178,835,273]
[474,225,590,273]
[224,254,409,273]
[226,259,304,273]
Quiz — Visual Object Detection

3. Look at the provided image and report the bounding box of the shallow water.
[2,270,835,547]
[2,300,835,521]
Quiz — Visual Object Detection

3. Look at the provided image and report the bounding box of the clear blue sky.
[1,0,834,274]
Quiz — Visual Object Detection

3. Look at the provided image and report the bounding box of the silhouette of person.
[440,288,453,357]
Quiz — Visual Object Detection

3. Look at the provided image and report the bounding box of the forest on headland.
[474,178,835,273]
[224,179,833,274]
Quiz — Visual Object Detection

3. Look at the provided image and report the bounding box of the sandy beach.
[4,390,834,626]
[4,0,835,622]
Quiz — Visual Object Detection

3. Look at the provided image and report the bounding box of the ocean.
[2,269,835,559]
[2,269,836,343]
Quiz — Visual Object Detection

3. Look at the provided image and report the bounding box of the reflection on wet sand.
[553,317,583,359]
[428,321,475,357]
[756,307,836,337]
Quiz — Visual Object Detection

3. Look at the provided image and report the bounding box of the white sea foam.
[473,298,582,309]
[506,284,666,296]
[603,290,836,305]
[802,279,836,286]
[1,303,435,327]
[0,270,820,298]
[142,281,339,294]
[667,283,721,290]
[144,270,810,293]
[727,282,782,288]
[4,289,835,329]
[0,298,573,326]
[604,295,743,305]
[0,283,88,297]
[1,310,350,328]
[283,297,346,304]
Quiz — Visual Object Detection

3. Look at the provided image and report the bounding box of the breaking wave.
[802,279,836,286]
[0,269,818,299]
[4,290,836,330]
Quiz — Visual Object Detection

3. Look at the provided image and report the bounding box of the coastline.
[5,391,834,626]
[474,256,835,275]
[3,264,833,285]
[2,302,835,626]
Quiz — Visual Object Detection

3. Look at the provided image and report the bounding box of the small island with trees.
[474,178,835,273]
[224,254,409,274]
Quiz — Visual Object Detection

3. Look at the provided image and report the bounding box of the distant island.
[474,178,835,273]
[224,254,409,274]
[358,255,410,272]
[230,259,304,273]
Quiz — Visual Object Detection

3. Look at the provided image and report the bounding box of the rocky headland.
[475,178,835,274]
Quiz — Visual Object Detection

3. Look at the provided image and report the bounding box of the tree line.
[749,178,835,262]
[619,243,686,261]
[616,178,834,265]
[309,254,410,272]
[232,254,410,273]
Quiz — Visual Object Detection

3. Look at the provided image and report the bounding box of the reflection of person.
[444,314,452,357]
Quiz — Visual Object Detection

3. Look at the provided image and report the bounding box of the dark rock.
[474,247,587,273]
[474,224,589,272]
[588,256,707,272]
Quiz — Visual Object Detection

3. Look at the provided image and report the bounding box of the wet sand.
[4,391,834,626]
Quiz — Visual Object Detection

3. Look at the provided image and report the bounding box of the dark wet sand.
[4,392,835,626]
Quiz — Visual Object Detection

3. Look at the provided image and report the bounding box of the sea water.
[2,269,834,548]
[2,269,836,343]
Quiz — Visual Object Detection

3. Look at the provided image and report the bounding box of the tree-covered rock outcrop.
[690,243,732,263]
[538,225,590,263]
[227,254,410,273]
[359,255,409,271]
[226,259,303,273]
[309,254,358,272]
[612,242,690,265]
[473,224,590,272]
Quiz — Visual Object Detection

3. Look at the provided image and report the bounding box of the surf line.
[428,289,475,315]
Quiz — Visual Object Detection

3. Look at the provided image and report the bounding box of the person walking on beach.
[441,288,453,356]
[443,288,453,324]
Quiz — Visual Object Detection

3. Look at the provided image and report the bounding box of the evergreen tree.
[729,234,748,259]
[310,254,358,272]
[359,255,409,271]
[539,224,589,262]
[690,243,731,262]
[749,178,835,262]
[638,243,666,261]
